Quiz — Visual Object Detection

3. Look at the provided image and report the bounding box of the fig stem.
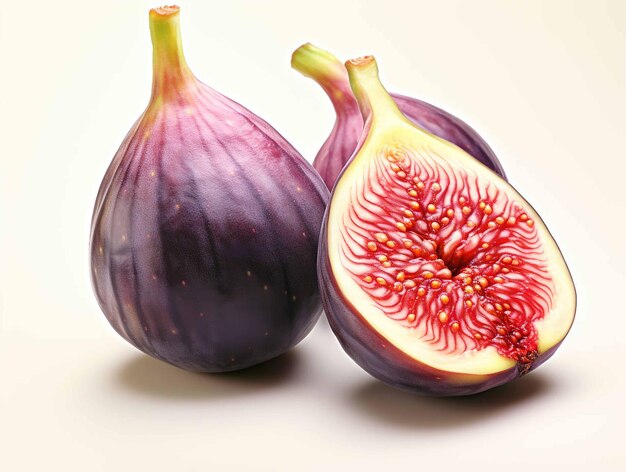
[149,5,194,100]
[345,56,406,126]
[291,43,357,114]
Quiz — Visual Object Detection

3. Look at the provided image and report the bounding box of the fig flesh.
[319,56,576,395]
[291,43,505,190]
[90,6,328,372]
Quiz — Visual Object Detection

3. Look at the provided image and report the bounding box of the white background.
[1,0,625,470]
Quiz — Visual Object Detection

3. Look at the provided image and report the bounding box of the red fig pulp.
[291,43,506,190]
[90,6,329,372]
[319,56,575,396]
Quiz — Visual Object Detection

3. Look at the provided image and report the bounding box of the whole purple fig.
[291,43,506,190]
[90,6,328,372]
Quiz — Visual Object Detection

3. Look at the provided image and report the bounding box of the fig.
[318,56,576,396]
[291,43,506,190]
[90,6,328,372]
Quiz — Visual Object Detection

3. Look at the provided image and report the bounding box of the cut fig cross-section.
[318,56,576,396]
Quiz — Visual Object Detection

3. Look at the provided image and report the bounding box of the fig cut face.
[323,57,575,388]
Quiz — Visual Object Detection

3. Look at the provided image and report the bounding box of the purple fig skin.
[291,44,506,190]
[318,214,564,396]
[90,7,329,372]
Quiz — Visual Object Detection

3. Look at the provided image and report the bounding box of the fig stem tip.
[150,5,180,18]
[346,55,375,68]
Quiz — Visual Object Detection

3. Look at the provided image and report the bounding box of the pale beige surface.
[1,0,625,470]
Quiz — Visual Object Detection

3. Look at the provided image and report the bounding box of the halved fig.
[319,56,576,396]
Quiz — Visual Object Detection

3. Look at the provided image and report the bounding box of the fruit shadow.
[348,371,554,428]
[114,349,301,401]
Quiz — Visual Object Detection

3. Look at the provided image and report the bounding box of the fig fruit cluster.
[90,6,576,395]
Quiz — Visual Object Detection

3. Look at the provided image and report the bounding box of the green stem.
[149,6,194,100]
[291,43,356,113]
[345,56,405,125]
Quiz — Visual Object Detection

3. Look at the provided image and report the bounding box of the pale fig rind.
[393,93,504,177]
